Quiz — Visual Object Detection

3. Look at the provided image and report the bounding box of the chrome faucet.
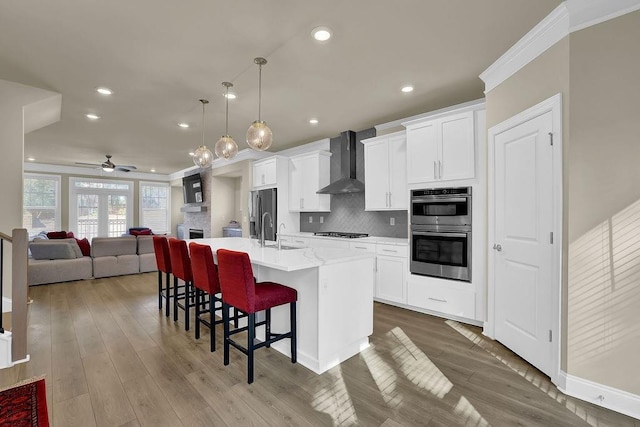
[277,223,286,250]
[260,212,273,247]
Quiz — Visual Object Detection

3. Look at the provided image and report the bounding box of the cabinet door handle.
[353,246,367,250]
[381,248,397,253]
[300,198,302,209]
[388,192,392,207]
[301,198,304,209]
[439,161,442,179]
[434,161,437,179]
[428,297,447,303]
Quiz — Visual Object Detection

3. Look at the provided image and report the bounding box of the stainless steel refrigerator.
[249,188,277,241]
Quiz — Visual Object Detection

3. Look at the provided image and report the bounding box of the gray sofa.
[28,235,158,285]
[28,238,93,286]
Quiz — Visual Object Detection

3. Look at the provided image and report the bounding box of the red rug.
[0,378,49,426]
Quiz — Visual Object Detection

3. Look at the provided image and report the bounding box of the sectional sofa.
[28,235,158,286]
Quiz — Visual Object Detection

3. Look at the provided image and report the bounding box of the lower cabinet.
[407,279,475,320]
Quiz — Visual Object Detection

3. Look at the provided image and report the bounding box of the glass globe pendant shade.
[246,120,273,151]
[193,145,214,168]
[215,135,238,160]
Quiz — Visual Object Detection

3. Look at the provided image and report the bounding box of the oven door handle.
[411,196,468,203]
[412,231,468,238]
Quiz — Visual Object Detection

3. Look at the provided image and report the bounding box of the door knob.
[493,244,502,251]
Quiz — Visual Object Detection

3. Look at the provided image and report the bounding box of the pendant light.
[214,82,238,160]
[246,57,273,151]
[193,99,214,168]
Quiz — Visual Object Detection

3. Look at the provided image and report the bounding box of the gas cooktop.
[313,231,369,239]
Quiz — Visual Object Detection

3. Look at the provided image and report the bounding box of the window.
[23,173,61,237]
[69,177,133,240]
[139,181,171,234]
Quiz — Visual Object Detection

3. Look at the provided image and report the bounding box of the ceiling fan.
[75,155,137,172]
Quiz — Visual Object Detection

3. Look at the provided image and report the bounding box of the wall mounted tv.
[183,173,203,204]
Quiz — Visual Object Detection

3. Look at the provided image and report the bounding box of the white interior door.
[492,110,554,376]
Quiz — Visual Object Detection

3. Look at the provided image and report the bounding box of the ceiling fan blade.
[116,165,137,171]
[75,162,101,167]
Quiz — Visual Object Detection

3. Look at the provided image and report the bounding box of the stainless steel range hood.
[316,130,365,194]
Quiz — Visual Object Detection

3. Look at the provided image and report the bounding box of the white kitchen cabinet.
[361,131,407,211]
[252,157,280,189]
[288,151,331,212]
[404,110,476,184]
[374,244,408,304]
[407,278,475,320]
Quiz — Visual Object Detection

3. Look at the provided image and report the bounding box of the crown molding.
[567,0,640,32]
[480,0,640,93]
[24,162,170,181]
[480,3,569,94]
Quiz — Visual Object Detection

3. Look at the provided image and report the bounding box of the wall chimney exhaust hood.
[316,130,364,194]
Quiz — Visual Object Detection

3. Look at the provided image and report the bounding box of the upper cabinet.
[362,131,407,211]
[252,157,279,189]
[288,151,331,212]
[404,106,479,184]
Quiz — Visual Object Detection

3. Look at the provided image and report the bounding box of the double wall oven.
[410,187,472,282]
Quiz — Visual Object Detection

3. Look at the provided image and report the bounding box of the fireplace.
[189,228,204,239]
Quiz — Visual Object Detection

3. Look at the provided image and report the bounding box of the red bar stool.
[188,242,224,352]
[216,249,297,384]
[152,236,172,317]
[168,238,195,331]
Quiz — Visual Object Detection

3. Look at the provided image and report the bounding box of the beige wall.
[210,160,252,237]
[486,10,640,395]
[1,79,60,299]
[566,10,640,394]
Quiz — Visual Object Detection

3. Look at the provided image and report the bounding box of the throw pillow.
[46,231,68,239]
[29,241,77,260]
[130,229,152,236]
[66,231,75,238]
[32,231,49,240]
[76,238,91,256]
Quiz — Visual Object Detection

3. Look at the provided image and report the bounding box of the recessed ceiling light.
[150,168,156,173]
[312,26,332,42]
[85,113,100,120]
[224,93,237,100]
[96,87,113,95]
[178,123,190,128]
[27,157,35,161]
[188,151,195,156]
[401,85,414,93]
[309,118,319,125]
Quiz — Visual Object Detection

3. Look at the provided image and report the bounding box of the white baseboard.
[2,297,11,313]
[559,371,640,420]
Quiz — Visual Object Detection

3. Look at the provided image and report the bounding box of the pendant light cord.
[200,99,208,147]
[225,86,229,135]
[258,63,262,121]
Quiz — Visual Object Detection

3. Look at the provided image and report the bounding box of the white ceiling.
[1,0,561,174]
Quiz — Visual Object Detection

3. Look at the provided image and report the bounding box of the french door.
[70,178,133,240]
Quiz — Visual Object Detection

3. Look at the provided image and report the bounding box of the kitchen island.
[191,237,375,374]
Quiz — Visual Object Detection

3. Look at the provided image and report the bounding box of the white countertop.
[280,232,408,246]
[188,237,374,272]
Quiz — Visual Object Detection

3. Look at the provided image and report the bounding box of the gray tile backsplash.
[299,128,408,239]
[300,192,408,238]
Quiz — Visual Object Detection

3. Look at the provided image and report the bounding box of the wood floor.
[1,273,637,427]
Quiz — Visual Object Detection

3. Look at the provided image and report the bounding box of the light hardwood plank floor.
[1,273,637,426]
